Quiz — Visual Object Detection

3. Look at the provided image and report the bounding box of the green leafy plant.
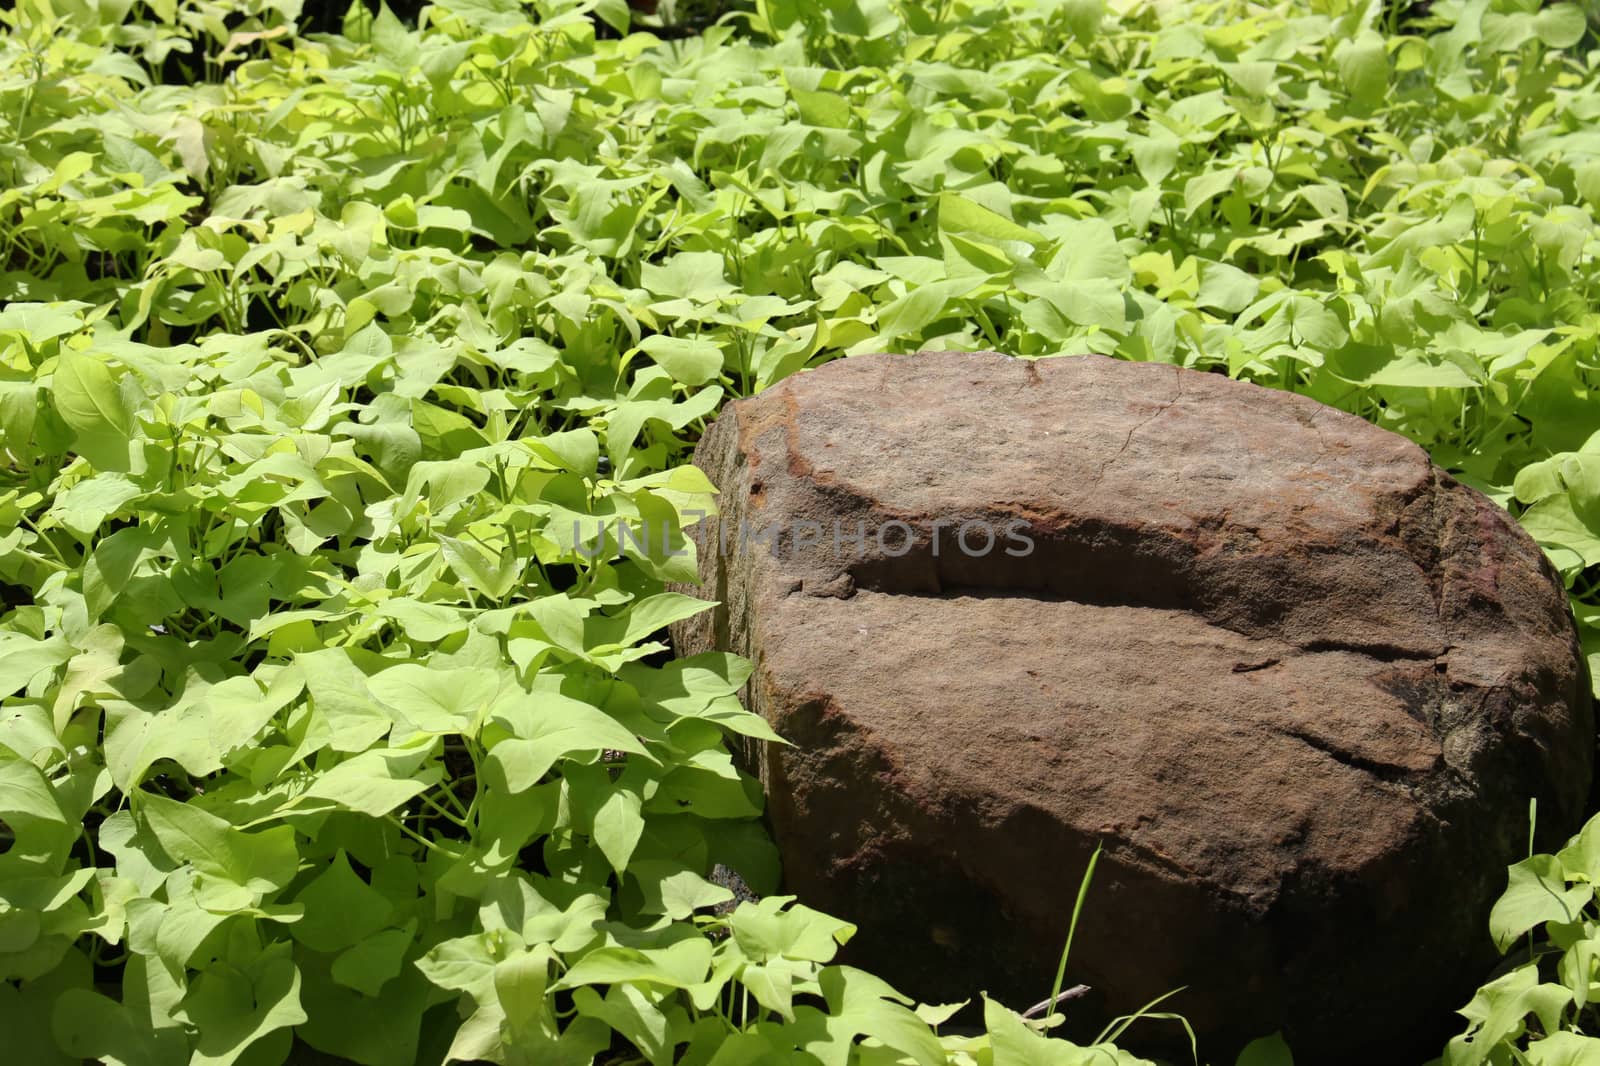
[1436,808,1600,1064]
[0,0,1597,1061]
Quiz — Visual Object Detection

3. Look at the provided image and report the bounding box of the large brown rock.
[669,351,1593,1063]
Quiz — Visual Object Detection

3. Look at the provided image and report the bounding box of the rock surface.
[669,351,1593,1062]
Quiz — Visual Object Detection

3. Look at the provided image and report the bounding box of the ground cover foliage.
[1,0,1600,1062]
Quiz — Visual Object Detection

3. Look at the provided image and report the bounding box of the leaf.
[181,942,307,1066]
[1336,31,1388,108]
[1559,815,1600,884]
[1284,294,1347,349]
[52,985,188,1066]
[295,648,395,754]
[438,534,522,600]
[371,3,421,68]
[638,336,725,387]
[731,896,854,963]
[980,995,1098,1065]
[416,932,500,999]
[1334,349,1483,390]
[296,747,440,818]
[1519,495,1600,568]
[642,252,736,302]
[0,633,72,700]
[135,793,298,896]
[374,598,469,643]
[590,784,644,875]
[873,278,982,342]
[529,429,601,479]
[1130,134,1179,185]
[741,962,796,1023]
[51,473,144,540]
[1184,169,1239,215]
[606,593,716,648]
[604,387,724,471]
[937,192,1040,247]
[1017,270,1125,336]
[1047,218,1130,284]
[51,350,134,470]
[572,984,674,1064]
[486,690,649,792]
[1198,261,1259,313]
[816,967,945,1066]
[367,665,500,736]
[628,861,734,920]
[0,745,75,874]
[331,924,416,997]
[1,955,91,1066]
[1446,963,1573,1066]
[163,117,211,183]
[793,88,851,129]
[1527,1031,1600,1066]
[1236,1032,1295,1066]
[1491,856,1593,952]
[0,303,86,344]
[554,937,712,991]
[291,852,396,952]
[1535,5,1588,48]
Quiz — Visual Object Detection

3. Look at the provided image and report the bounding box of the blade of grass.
[1047,840,1103,1016]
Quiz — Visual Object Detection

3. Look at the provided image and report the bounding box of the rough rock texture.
[669,351,1593,1063]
